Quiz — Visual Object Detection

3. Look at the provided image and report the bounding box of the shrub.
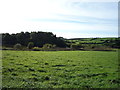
[27,42,34,49]
[83,45,113,51]
[32,47,42,51]
[52,44,56,48]
[14,43,22,50]
[70,43,83,50]
[42,44,52,49]
[93,46,112,51]
[70,44,78,50]
[42,44,56,51]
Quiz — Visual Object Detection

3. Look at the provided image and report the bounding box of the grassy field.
[2,50,119,88]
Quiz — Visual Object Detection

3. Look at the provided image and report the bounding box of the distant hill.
[65,37,120,49]
[66,37,119,40]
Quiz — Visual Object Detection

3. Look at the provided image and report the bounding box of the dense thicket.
[1,31,67,47]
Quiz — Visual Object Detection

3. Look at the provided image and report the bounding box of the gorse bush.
[27,42,34,49]
[93,46,112,51]
[70,44,79,50]
[42,44,56,50]
[83,45,112,51]
[70,43,83,50]
[42,44,53,49]
[14,43,22,50]
[32,47,42,51]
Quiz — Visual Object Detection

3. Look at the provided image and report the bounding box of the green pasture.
[67,38,117,44]
[2,50,119,88]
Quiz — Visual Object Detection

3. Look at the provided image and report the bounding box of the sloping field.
[2,50,119,88]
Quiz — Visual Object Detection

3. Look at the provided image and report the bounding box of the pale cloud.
[0,0,118,38]
[71,0,119,2]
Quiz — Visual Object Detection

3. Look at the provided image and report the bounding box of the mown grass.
[2,50,119,88]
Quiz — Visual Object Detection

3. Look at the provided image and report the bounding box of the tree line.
[1,31,67,48]
[1,31,120,51]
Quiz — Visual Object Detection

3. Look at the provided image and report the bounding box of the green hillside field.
[2,50,119,88]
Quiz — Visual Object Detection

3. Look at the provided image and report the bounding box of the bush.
[14,43,22,50]
[83,45,113,51]
[70,44,78,50]
[42,44,56,51]
[27,42,34,49]
[70,43,83,50]
[93,46,112,51]
[32,47,42,51]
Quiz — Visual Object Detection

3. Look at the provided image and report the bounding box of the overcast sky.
[0,0,118,38]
